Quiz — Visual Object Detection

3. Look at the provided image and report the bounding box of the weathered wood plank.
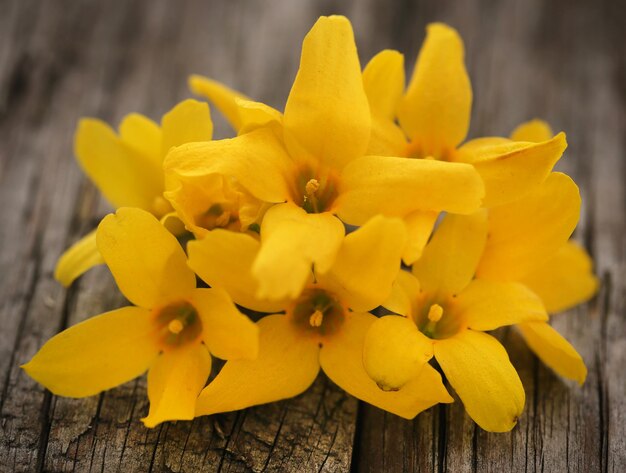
[0,0,624,472]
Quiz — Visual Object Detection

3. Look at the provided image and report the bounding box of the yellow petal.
[434,330,525,432]
[283,15,370,170]
[510,119,553,142]
[187,230,288,313]
[477,172,581,281]
[521,241,599,313]
[143,343,212,427]
[398,23,471,154]
[383,269,421,317]
[320,312,451,419]
[458,280,548,331]
[195,314,320,416]
[97,208,196,308]
[402,210,438,264]
[160,99,213,157]
[362,315,434,391]
[235,98,283,135]
[465,133,567,207]
[164,127,292,203]
[319,215,406,312]
[22,306,159,397]
[54,229,104,287]
[118,113,162,168]
[75,118,163,210]
[413,211,488,297]
[336,156,484,224]
[253,203,345,300]
[191,287,259,360]
[518,321,587,384]
[188,74,249,131]
[367,116,408,156]
[363,49,405,120]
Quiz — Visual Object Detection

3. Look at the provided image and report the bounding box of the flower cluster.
[23,16,598,432]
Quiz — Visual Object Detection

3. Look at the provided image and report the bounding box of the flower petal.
[235,98,283,134]
[434,330,525,432]
[283,15,370,170]
[518,321,587,384]
[363,49,405,120]
[164,127,292,203]
[75,118,163,210]
[521,241,599,313]
[195,314,320,416]
[465,133,567,207]
[142,343,212,427]
[187,230,288,313]
[54,229,104,287]
[510,119,553,142]
[22,306,159,397]
[367,116,408,156]
[188,74,249,131]
[191,287,259,360]
[477,172,581,281]
[253,203,345,300]
[319,215,406,312]
[398,23,471,153]
[383,269,421,317]
[97,208,196,308]
[160,99,213,157]
[413,211,488,297]
[362,315,434,391]
[336,156,484,224]
[458,280,548,331]
[321,311,451,420]
[118,113,162,168]
[402,210,438,264]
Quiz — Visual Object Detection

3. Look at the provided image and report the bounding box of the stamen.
[168,319,184,334]
[305,179,320,197]
[309,309,324,327]
[427,304,444,322]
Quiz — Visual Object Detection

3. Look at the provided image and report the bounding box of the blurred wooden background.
[0,0,624,471]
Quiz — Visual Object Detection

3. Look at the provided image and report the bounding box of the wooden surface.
[0,0,624,471]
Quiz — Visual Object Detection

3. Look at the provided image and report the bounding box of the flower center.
[154,300,202,348]
[196,203,241,232]
[416,300,464,339]
[292,166,339,214]
[290,288,345,338]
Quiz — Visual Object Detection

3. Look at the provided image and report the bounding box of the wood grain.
[0,0,623,471]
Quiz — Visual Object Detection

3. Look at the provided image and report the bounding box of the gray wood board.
[0,0,623,471]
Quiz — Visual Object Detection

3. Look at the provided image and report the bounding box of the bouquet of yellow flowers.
[22,16,597,433]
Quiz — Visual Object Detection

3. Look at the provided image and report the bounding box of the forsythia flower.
[477,173,596,383]
[360,24,567,261]
[362,172,587,432]
[24,208,258,427]
[54,100,212,286]
[363,211,545,432]
[186,216,452,418]
[167,16,484,301]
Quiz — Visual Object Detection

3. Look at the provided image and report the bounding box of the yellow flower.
[477,175,597,384]
[23,208,258,427]
[363,171,589,431]
[363,210,552,432]
[484,120,599,383]
[186,215,452,419]
[361,25,567,261]
[166,15,484,301]
[54,99,213,287]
